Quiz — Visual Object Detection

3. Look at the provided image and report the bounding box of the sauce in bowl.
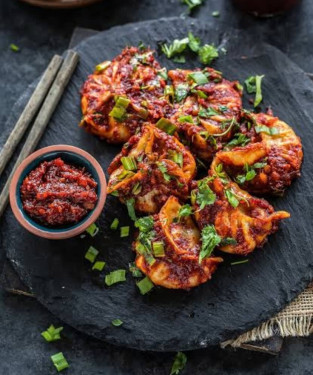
[20,157,98,227]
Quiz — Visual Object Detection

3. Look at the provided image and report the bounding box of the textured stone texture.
[2,18,313,352]
[1,0,313,373]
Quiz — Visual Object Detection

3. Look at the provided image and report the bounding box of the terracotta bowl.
[10,145,107,240]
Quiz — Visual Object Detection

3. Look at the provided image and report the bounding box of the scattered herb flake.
[85,246,99,263]
[198,44,219,65]
[170,352,187,375]
[41,325,63,342]
[137,276,154,295]
[51,352,69,372]
[92,261,106,271]
[111,319,124,327]
[105,270,126,286]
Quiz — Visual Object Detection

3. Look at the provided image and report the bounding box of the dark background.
[0,0,313,373]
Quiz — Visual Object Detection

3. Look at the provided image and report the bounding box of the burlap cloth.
[222,283,313,348]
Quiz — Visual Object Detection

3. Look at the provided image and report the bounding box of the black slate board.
[2,18,313,351]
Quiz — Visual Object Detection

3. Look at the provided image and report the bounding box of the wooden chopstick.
[0,49,79,218]
[0,55,63,178]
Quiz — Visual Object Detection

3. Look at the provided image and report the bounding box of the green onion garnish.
[178,115,194,123]
[120,226,130,238]
[51,352,69,372]
[231,259,249,266]
[197,90,208,99]
[170,352,187,375]
[85,246,99,263]
[92,261,106,271]
[255,124,279,135]
[136,277,154,295]
[212,10,220,17]
[126,198,137,221]
[111,319,123,327]
[129,262,143,278]
[132,182,142,195]
[105,269,126,286]
[121,156,137,171]
[153,241,165,257]
[188,71,209,85]
[86,223,99,237]
[156,118,177,135]
[41,325,63,342]
[10,43,19,52]
[164,85,175,99]
[110,218,119,230]
[168,150,183,168]
[95,61,111,72]
[109,96,130,121]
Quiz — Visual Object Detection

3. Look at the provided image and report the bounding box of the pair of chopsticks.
[0,50,79,218]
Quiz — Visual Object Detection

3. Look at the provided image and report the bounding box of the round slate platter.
[2,18,313,351]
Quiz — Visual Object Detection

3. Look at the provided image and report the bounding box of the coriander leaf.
[255,124,279,135]
[197,178,216,210]
[198,44,219,65]
[245,169,256,181]
[161,38,189,59]
[170,352,187,375]
[198,107,220,117]
[188,32,201,52]
[157,162,172,182]
[225,133,250,149]
[129,262,143,278]
[215,163,229,184]
[178,204,193,220]
[225,188,239,208]
[157,68,168,80]
[199,225,221,263]
[135,216,154,232]
[126,198,137,221]
[188,71,209,85]
[253,161,267,169]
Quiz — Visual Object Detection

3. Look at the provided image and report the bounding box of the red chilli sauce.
[20,158,98,226]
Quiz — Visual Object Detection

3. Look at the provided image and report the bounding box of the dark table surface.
[1,0,313,374]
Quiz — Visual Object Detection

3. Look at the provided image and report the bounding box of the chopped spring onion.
[95,61,111,72]
[182,0,203,12]
[164,85,175,99]
[126,198,137,221]
[157,162,172,182]
[196,90,208,99]
[120,226,130,238]
[244,75,264,107]
[10,43,19,52]
[105,269,126,286]
[212,10,220,17]
[86,223,99,237]
[109,96,130,121]
[157,68,168,80]
[111,319,123,327]
[198,107,220,117]
[129,262,143,278]
[153,241,165,257]
[85,246,99,263]
[188,71,209,85]
[117,169,135,181]
[51,352,69,372]
[156,118,177,135]
[173,55,186,64]
[168,150,183,168]
[220,237,237,246]
[178,115,194,123]
[121,156,137,171]
[110,218,119,230]
[231,259,249,266]
[137,277,154,295]
[92,261,106,271]
[132,182,142,195]
[170,352,187,375]
[175,83,189,102]
[138,107,149,119]
[41,325,63,342]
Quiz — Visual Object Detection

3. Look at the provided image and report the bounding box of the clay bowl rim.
[9,144,107,240]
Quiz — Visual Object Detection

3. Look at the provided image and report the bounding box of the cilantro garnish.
[199,225,221,263]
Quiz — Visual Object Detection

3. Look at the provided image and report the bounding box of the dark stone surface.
[3,17,313,352]
[1,0,313,373]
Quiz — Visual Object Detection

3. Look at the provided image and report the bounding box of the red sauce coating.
[20,158,98,227]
